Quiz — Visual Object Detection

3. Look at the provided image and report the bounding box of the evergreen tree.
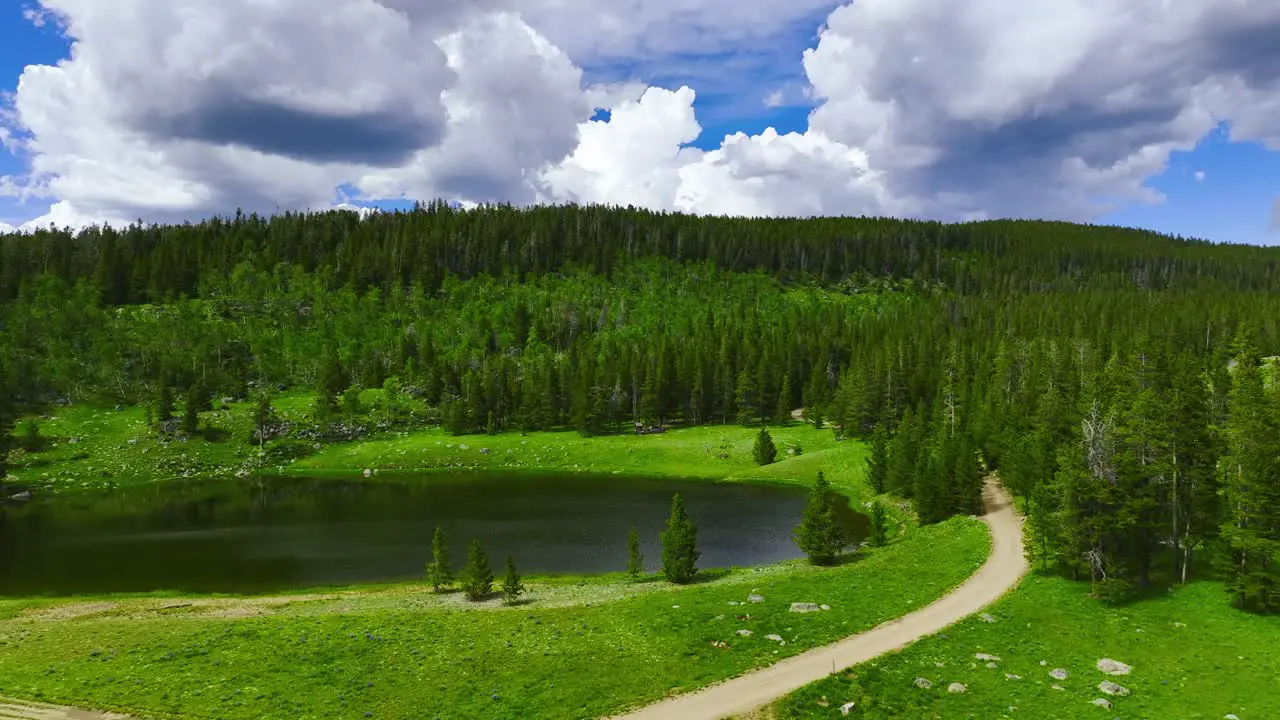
[317,346,346,413]
[735,368,758,425]
[660,493,700,584]
[868,499,889,547]
[251,392,275,448]
[752,426,777,465]
[155,378,174,425]
[501,556,525,605]
[866,422,889,493]
[462,539,494,601]
[626,527,644,580]
[775,375,793,424]
[181,382,202,436]
[793,470,849,564]
[1219,340,1280,612]
[425,526,454,592]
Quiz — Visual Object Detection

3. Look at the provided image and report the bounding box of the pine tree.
[251,392,275,448]
[735,368,758,425]
[425,526,454,592]
[775,375,793,424]
[501,556,524,605]
[752,426,777,465]
[317,345,346,413]
[868,499,889,547]
[793,471,849,564]
[626,527,644,580]
[660,493,700,584]
[866,422,889,493]
[1219,339,1280,612]
[462,539,494,601]
[181,382,202,436]
[155,378,174,425]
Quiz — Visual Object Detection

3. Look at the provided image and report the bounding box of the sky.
[0,0,1278,245]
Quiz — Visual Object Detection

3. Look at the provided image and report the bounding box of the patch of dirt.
[21,602,117,621]
[0,696,132,719]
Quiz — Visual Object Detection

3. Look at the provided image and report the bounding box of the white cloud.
[0,221,18,233]
[1194,170,1206,182]
[2,0,1280,232]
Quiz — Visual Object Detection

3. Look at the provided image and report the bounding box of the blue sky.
[1,2,1278,246]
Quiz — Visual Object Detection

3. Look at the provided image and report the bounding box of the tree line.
[2,202,1279,611]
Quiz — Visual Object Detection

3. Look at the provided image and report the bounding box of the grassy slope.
[11,393,874,504]
[0,518,987,720]
[756,575,1280,720]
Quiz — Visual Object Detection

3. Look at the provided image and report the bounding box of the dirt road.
[607,478,1027,720]
[0,697,132,720]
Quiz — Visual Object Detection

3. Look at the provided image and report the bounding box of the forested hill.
[3,201,1280,302]
[2,202,1279,612]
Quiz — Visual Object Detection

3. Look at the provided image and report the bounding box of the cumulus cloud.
[3,0,1280,231]
[1194,170,1206,182]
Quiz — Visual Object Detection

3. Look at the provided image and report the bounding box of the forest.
[1,201,1278,612]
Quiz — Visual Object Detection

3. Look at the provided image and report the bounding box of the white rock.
[1225,714,1240,719]
[1098,681,1130,696]
[980,613,996,623]
[986,662,999,669]
[914,677,932,689]
[975,653,1001,661]
[765,634,784,644]
[1096,658,1132,675]
[1006,674,1022,680]
[790,602,822,613]
[947,682,967,694]
[1091,698,1113,709]
[1050,668,1069,680]
[362,468,372,477]
[735,629,753,637]
[839,701,856,715]
[1052,684,1066,691]
[820,604,831,610]
[748,594,765,603]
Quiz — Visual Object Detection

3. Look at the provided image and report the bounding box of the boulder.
[1050,668,1069,680]
[1091,698,1113,710]
[790,602,822,613]
[839,701,856,716]
[1096,658,1131,675]
[735,629,753,637]
[975,653,1001,661]
[747,594,765,603]
[765,634,784,643]
[914,677,932,689]
[1098,681,1130,696]
[986,662,998,669]
[1005,674,1022,680]
[947,683,967,694]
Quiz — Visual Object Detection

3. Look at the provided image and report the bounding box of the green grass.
[757,575,1280,720]
[10,395,872,504]
[0,517,988,720]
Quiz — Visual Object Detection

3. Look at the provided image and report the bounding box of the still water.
[0,473,866,596]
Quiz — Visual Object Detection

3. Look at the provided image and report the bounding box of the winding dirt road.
[606,478,1027,720]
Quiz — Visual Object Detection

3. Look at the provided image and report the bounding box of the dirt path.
[0,697,132,720]
[607,478,1027,720]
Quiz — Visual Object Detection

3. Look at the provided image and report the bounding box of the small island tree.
[626,527,644,580]
[793,470,849,565]
[425,526,454,592]
[502,556,524,605]
[661,493,700,584]
[752,426,777,465]
[462,539,494,601]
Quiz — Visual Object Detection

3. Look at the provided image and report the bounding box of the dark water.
[0,473,867,596]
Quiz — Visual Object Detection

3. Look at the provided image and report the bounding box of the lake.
[0,472,867,596]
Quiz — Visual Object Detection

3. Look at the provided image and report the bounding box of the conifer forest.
[2,201,1280,614]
